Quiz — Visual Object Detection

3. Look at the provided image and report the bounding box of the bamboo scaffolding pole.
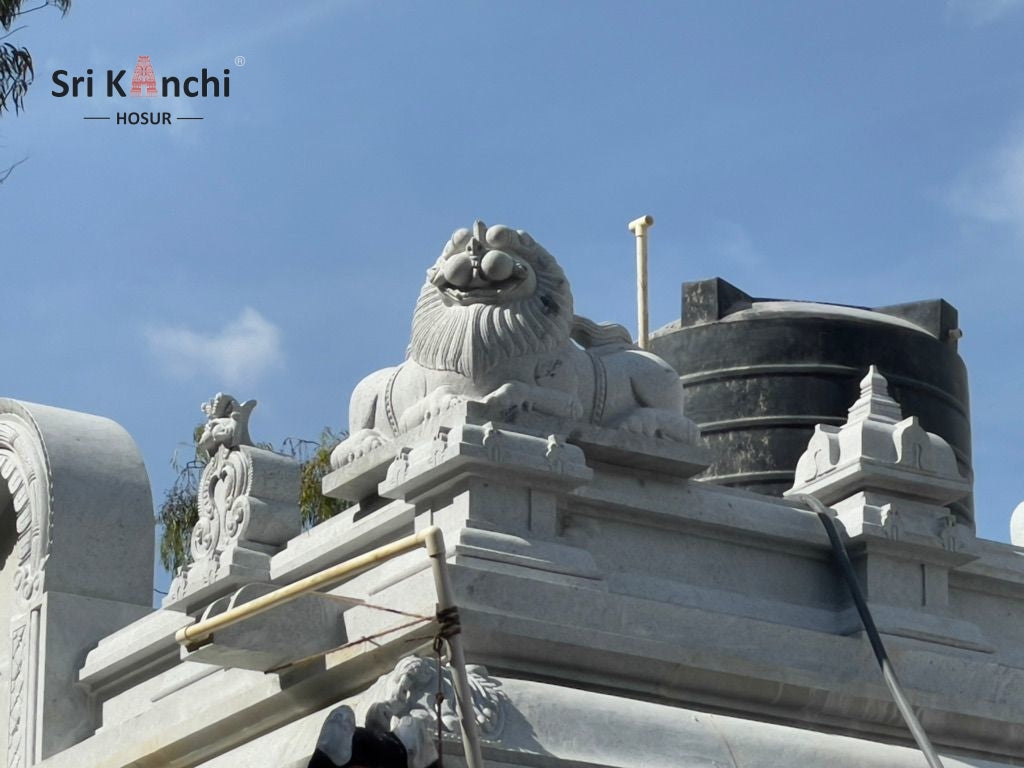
[174,526,485,768]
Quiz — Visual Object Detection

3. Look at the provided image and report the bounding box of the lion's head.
[409,221,574,378]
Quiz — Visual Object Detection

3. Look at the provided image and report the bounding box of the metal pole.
[628,215,654,349]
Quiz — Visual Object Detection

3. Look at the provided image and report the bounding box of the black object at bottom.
[308,728,410,768]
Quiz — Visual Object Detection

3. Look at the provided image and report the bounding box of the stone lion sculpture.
[331,221,694,468]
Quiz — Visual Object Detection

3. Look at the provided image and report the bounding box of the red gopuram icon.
[129,55,157,97]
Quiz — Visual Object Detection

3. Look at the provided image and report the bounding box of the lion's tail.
[571,315,637,351]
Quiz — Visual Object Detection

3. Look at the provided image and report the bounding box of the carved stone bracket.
[164,394,300,612]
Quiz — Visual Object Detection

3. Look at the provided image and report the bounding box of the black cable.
[792,493,945,768]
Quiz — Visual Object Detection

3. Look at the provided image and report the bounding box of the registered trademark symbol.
[234,55,246,67]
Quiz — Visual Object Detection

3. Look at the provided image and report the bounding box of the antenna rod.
[628,215,655,349]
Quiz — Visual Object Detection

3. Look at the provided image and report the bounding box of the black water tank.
[649,278,973,525]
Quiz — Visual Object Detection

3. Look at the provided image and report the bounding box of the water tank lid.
[673,277,960,345]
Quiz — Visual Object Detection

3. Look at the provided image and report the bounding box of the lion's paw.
[398,386,465,431]
[330,428,386,469]
[615,408,697,442]
[481,381,532,414]
[482,381,583,421]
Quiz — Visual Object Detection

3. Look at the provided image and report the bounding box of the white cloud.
[947,124,1024,234]
[145,307,283,386]
[946,0,1024,25]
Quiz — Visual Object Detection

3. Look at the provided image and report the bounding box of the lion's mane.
[408,235,574,378]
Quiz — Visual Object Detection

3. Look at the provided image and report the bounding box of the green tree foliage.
[156,427,348,574]
[284,428,349,528]
[1,0,71,182]
[1,0,71,116]
[155,424,205,575]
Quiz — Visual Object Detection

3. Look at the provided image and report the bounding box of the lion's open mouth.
[430,249,536,306]
[438,275,528,304]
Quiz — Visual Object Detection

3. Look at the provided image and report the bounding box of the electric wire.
[792,493,945,768]
[265,614,433,675]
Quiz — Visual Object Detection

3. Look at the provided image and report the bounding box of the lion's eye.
[441,254,474,287]
[481,250,514,282]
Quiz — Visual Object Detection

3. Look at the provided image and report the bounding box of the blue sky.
[3,0,1023,596]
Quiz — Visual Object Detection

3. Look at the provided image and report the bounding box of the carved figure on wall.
[308,655,506,768]
[332,221,693,467]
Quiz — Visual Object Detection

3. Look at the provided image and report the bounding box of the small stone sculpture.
[363,655,506,741]
[165,393,300,610]
[331,221,693,468]
[197,392,255,454]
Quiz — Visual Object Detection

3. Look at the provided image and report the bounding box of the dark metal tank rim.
[653,300,946,341]
[681,364,969,419]
[697,414,846,433]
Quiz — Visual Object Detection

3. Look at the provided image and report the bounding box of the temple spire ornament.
[846,365,903,425]
[786,365,971,547]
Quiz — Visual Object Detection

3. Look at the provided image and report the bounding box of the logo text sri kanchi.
[51,56,232,124]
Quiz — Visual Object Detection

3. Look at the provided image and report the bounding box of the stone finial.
[787,367,966,502]
[785,366,970,546]
[197,393,255,454]
[846,365,902,425]
[165,395,300,612]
